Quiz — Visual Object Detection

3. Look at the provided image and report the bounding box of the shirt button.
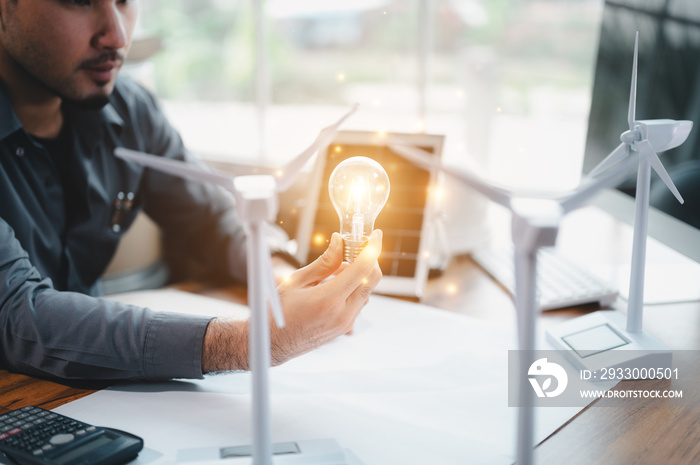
[15,147,25,157]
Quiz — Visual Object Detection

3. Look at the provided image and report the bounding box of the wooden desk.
[2,231,700,463]
[0,373,109,415]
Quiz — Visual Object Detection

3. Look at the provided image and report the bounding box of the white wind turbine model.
[389,141,640,465]
[116,105,362,465]
[546,32,692,373]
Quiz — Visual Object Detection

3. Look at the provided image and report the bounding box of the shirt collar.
[99,96,125,129]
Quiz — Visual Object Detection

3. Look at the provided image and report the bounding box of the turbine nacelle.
[510,198,562,252]
[637,119,693,153]
[233,175,279,223]
[620,120,692,153]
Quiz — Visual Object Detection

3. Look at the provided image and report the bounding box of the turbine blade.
[389,143,513,209]
[561,154,639,214]
[628,31,639,131]
[637,139,684,204]
[586,143,630,179]
[275,103,359,192]
[115,148,235,191]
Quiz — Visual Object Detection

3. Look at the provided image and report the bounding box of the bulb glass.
[328,156,390,260]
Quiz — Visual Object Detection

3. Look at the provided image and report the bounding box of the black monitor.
[583,0,700,263]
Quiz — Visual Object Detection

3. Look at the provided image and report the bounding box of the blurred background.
[119,0,604,267]
[128,0,602,189]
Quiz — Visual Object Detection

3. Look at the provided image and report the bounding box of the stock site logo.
[528,358,568,398]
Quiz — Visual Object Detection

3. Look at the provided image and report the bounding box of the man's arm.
[0,218,212,380]
[201,230,382,372]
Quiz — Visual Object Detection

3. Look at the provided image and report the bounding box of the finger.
[288,232,343,287]
[341,262,381,335]
[332,261,350,277]
[324,230,383,300]
[345,262,382,311]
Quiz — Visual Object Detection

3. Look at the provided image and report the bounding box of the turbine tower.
[587,31,691,333]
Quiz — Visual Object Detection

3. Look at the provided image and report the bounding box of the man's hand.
[271,230,382,365]
[201,230,383,373]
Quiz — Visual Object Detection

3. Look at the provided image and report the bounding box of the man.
[0,0,382,380]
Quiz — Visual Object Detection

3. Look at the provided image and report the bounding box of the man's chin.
[62,93,111,111]
[58,75,118,110]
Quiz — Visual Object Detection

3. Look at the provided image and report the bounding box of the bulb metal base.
[343,237,368,263]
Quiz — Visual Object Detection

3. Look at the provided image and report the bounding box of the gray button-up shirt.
[0,77,259,380]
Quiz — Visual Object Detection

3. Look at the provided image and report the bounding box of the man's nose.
[92,3,128,50]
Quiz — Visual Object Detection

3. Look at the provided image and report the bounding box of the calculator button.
[42,444,53,451]
[32,449,43,456]
[86,426,96,433]
[49,433,74,445]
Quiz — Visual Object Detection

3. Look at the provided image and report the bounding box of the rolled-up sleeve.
[0,218,212,380]
[142,311,210,380]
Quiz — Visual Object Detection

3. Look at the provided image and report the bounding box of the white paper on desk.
[55,290,594,465]
[106,288,251,320]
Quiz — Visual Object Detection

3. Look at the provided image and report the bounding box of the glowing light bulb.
[328,156,390,262]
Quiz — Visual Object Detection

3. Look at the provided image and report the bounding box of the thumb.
[323,229,382,299]
[288,233,343,286]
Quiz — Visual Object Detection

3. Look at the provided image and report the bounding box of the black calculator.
[0,406,143,465]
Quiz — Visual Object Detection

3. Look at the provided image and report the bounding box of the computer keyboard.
[471,246,618,311]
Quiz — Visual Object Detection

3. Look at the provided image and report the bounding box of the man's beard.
[6,46,120,111]
[62,50,124,110]
[61,93,111,111]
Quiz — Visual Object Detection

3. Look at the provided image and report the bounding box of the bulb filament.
[352,213,364,242]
